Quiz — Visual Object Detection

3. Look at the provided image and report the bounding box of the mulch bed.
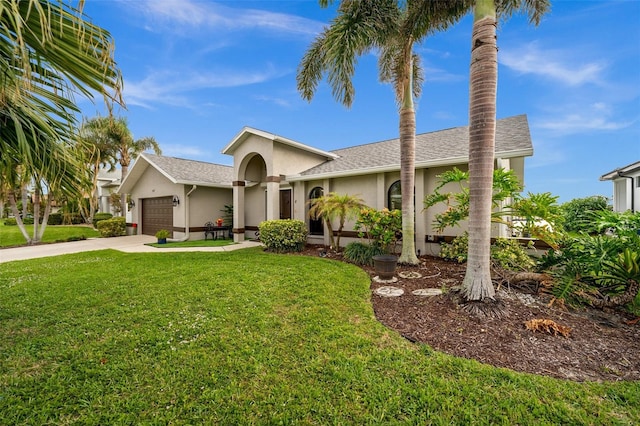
[299,246,640,382]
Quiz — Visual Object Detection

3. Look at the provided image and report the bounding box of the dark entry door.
[280,189,291,220]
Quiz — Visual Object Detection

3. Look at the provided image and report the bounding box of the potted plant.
[355,208,402,280]
[155,229,170,244]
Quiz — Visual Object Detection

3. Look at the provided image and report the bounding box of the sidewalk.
[0,235,263,263]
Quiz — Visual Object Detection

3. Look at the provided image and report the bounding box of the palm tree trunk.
[462,0,498,302]
[398,52,419,265]
[120,163,128,218]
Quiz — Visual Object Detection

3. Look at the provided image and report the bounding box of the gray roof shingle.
[143,153,234,186]
[299,115,532,177]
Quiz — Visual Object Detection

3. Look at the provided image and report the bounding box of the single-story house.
[600,160,640,213]
[119,114,533,253]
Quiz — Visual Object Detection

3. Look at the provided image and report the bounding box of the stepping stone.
[372,276,398,284]
[398,271,423,279]
[412,288,443,296]
[375,286,404,297]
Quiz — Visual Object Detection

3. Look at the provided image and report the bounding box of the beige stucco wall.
[128,165,177,227]
[181,186,233,240]
[272,143,328,176]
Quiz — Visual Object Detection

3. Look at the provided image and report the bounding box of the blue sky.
[80,0,640,203]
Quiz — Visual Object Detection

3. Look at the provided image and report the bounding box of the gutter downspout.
[617,171,635,213]
[169,185,197,242]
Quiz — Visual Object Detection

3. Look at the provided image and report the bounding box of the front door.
[280,189,291,220]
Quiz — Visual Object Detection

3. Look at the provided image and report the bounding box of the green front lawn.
[0,221,100,248]
[0,248,638,424]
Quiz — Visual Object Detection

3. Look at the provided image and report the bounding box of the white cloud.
[536,103,633,136]
[500,42,605,86]
[123,65,288,108]
[127,0,324,36]
[253,95,291,108]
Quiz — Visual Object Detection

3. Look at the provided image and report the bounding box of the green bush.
[63,213,84,225]
[354,208,402,253]
[490,238,535,271]
[3,218,17,226]
[439,233,468,263]
[96,217,126,237]
[343,242,386,266]
[93,212,113,228]
[561,195,609,233]
[440,233,535,271]
[258,219,307,253]
[47,212,63,225]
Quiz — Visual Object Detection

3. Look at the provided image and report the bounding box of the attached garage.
[142,196,173,237]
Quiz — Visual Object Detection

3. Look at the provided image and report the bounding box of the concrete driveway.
[0,235,262,263]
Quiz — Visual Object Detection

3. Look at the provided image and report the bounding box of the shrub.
[354,208,402,253]
[47,212,63,225]
[440,233,535,271]
[439,233,468,263]
[93,212,113,228]
[259,219,307,253]
[63,213,84,225]
[561,195,609,233]
[343,242,386,266]
[155,229,171,239]
[490,238,535,271]
[96,217,126,237]
[4,218,17,226]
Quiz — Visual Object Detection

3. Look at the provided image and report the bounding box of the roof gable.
[221,126,338,160]
[118,153,234,193]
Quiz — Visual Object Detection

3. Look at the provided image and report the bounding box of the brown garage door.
[142,196,173,237]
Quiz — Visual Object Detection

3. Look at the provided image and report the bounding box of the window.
[388,180,401,210]
[309,187,324,235]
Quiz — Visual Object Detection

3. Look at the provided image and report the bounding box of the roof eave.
[288,148,533,182]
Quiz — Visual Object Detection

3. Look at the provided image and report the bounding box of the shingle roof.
[297,115,532,178]
[143,153,234,186]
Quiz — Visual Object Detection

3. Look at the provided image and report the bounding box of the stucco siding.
[273,143,328,176]
[129,166,177,227]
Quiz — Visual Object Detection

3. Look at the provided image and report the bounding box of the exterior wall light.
[172,195,180,207]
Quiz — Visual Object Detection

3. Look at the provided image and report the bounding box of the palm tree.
[0,0,122,242]
[81,116,162,216]
[462,0,549,310]
[298,0,468,265]
[0,0,122,167]
[308,192,366,250]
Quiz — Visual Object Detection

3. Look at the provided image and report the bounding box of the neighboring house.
[600,160,640,213]
[96,168,122,216]
[120,114,533,253]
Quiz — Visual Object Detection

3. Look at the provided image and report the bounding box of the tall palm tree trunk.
[398,53,419,265]
[462,0,497,302]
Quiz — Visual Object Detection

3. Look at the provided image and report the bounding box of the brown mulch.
[300,246,640,382]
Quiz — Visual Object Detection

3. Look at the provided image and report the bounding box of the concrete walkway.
[0,235,263,263]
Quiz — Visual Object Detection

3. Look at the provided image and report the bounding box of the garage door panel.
[142,197,173,236]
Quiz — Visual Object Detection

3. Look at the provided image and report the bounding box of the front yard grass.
[0,222,100,248]
[0,248,638,424]
[148,239,236,248]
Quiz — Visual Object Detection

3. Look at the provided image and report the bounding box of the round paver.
[412,288,443,296]
[398,271,423,279]
[372,275,398,284]
[375,286,404,297]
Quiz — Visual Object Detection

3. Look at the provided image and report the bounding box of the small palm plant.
[308,192,366,251]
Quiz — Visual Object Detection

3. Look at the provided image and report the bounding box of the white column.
[266,176,281,220]
[232,181,245,243]
[415,168,426,255]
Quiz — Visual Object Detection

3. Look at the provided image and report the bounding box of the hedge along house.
[118,153,233,239]
[223,114,533,255]
[600,160,640,213]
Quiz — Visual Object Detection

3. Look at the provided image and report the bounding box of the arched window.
[309,187,324,235]
[388,180,401,210]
